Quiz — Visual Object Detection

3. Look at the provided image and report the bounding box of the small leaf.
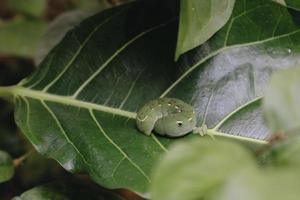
[0,150,14,183]
[0,19,46,58]
[151,139,255,200]
[12,181,125,200]
[263,67,300,134]
[7,0,47,17]
[175,0,235,59]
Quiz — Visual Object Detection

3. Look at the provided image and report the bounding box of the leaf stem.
[0,86,15,100]
[13,150,34,167]
[206,129,268,145]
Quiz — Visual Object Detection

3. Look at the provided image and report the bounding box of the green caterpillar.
[136,98,197,137]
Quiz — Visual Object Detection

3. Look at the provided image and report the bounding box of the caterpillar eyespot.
[176,121,183,127]
[136,98,197,137]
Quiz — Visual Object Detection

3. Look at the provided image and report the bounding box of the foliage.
[151,139,255,200]
[151,139,300,200]
[0,150,14,183]
[0,19,46,57]
[7,0,47,17]
[264,67,300,134]
[175,0,235,59]
[0,0,300,199]
[274,0,300,10]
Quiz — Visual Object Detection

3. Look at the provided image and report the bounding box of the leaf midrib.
[11,86,263,135]
[12,86,137,119]
[9,86,170,152]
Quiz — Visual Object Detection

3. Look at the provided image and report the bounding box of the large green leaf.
[175,0,235,59]
[0,0,300,194]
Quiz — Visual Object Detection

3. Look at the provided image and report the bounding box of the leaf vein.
[89,109,151,182]
[160,29,300,97]
[71,18,176,99]
[119,69,145,109]
[41,100,93,167]
[213,96,262,130]
[42,8,128,92]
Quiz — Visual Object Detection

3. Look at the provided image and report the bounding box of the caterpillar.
[136,98,197,137]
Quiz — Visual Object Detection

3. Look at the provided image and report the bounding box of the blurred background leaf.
[258,66,300,168]
[151,138,300,200]
[0,150,14,183]
[0,19,47,58]
[151,139,256,200]
[263,67,300,135]
[7,0,47,17]
[214,168,300,200]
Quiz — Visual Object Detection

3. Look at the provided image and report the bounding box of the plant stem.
[13,150,34,167]
[0,86,14,99]
[206,129,268,145]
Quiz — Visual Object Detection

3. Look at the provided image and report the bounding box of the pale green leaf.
[215,169,300,200]
[263,67,300,134]
[175,0,235,59]
[151,139,255,200]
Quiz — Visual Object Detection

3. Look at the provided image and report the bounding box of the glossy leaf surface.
[1,0,300,193]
